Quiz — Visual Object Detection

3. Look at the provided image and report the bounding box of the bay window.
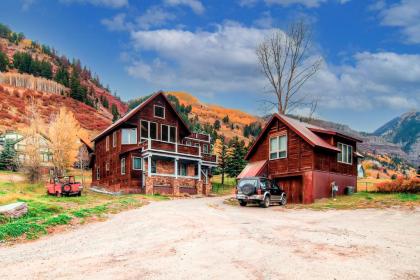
[269,135,287,160]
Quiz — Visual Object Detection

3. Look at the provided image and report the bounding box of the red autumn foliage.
[0,85,112,136]
[375,178,420,193]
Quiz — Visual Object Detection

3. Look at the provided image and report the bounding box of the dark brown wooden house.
[91,91,217,195]
[238,113,362,203]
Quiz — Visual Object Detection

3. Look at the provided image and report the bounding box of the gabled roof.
[245,113,357,160]
[92,91,191,142]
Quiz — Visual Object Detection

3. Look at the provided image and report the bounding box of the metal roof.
[245,113,362,160]
[237,160,267,179]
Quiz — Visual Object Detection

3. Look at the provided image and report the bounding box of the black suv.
[236,177,287,208]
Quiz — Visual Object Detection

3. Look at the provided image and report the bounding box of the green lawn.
[224,191,419,210]
[288,192,419,210]
[211,174,236,195]
[0,178,168,242]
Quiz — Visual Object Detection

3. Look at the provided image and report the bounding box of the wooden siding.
[92,93,215,193]
[248,118,314,176]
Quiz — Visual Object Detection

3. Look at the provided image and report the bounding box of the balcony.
[143,139,216,163]
[202,153,217,163]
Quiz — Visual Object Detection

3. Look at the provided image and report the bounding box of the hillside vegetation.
[0,23,127,136]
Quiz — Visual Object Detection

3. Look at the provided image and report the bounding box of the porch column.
[174,158,178,178]
[197,161,201,181]
[148,156,152,177]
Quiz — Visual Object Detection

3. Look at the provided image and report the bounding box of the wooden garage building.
[238,114,362,203]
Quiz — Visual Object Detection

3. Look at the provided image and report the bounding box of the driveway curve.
[0,197,419,280]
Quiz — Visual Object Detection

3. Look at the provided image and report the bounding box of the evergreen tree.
[222,115,229,124]
[111,104,120,122]
[226,137,247,178]
[54,66,69,87]
[0,49,8,71]
[214,119,221,130]
[0,23,12,39]
[214,137,231,185]
[101,96,109,108]
[69,70,87,103]
[0,140,18,171]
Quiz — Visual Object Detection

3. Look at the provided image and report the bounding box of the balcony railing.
[202,153,217,163]
[142,139,217,163]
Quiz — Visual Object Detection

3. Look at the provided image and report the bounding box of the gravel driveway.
[1,197,419,280]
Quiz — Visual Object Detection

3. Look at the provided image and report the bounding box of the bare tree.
[20,100,46,183]
[256,20,322,115]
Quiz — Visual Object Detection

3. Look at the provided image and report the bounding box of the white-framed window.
[151,158,157,173]
[96,167,100,180]
[154,105,165,119]
[140,120,157,140]
[105,136,109,151]
[186,140,192,146]
[122,128,137,145]
[161,124,177,143]
[203,144,209,154]
[112,131,117,147]
[269,135,287,160]
[133,157,142,170]
[337,142,353,164]
[106,162,109,171]
[121,158,126,175]
[179,162,187,176]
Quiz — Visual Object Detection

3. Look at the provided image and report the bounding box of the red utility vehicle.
[46,176,83,197]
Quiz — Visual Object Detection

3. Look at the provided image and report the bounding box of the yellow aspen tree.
[47,108,84,176]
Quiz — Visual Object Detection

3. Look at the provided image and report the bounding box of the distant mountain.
[290,114,416,167]
[373,111,419,165]
[167,91,263,144]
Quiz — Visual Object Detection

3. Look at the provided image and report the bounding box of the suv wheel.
[261,196,270,208]
[280,195,287,206]
[239,200,247,207]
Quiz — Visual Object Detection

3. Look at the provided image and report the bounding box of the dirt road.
[1,197,419,280]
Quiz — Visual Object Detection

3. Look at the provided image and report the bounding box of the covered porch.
[142,152,213,196]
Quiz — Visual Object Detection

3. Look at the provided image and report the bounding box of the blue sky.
[1,0,419,132]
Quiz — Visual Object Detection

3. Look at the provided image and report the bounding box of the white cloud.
[239,0,350,8]
[125,23,419,113]
[304,52,420,110]
[101,13,128,31]
[136,6,177,30]
[378,0,420,44]
[60,0,128,8]
[265,0,327,8]
[164,0,205,14]
[253,11,275,28]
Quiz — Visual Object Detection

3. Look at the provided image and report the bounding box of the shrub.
[375,178,420,193]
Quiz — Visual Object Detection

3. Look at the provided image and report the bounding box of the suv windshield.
[238,179,258,188]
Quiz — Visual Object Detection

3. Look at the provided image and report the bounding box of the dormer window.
[154,105,165,119]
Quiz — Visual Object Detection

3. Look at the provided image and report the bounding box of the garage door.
[275,176,303,203]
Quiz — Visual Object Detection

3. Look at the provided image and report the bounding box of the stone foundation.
[144,175,208,196]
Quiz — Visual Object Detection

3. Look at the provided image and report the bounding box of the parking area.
[0,196,419,279]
